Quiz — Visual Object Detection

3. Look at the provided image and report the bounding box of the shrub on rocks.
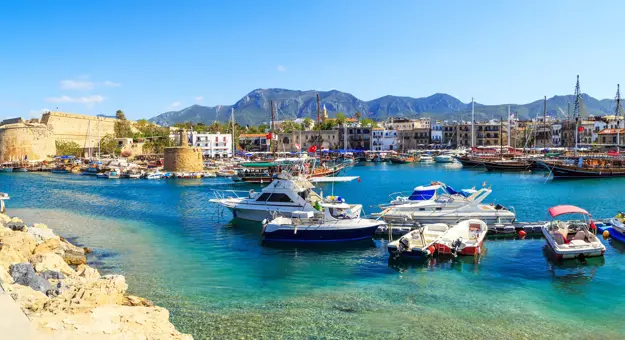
[9,263,52,294]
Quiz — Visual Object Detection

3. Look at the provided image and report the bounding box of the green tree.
[280,120,301,133]
[335,112,346,126]
[99,134,120,155]
[114,120,133,138]
[302,118,314,130]
[115,110,126,120]
[320,119,337,130]
[55,140,83,157]
[360,118,377,128]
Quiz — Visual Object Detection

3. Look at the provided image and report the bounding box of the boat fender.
[427,245,435,255]
[603,230,610,240]
[518,230,527,238]
[261,219,268,236]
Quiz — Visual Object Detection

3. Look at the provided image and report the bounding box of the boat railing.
[211,189,255,200]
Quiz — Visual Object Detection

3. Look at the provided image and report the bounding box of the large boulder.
[28,226,58,244]
[55,239,87,265]
[76,264,100,280]
[0,231,36,258]
[29,253,76,277]
[39,270,65,280]
[43,274,128,313]
[0,243,28,268]
[7,217,26,231]
[9,263,53,294]
[32,237,61,255]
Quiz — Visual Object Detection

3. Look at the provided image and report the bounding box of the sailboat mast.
[471,98,475,148]
[507,105,511,147]
[543,96,547,148]
[97,117,100,160]
[270,100,275,158]
[573,75,581,156]
[499,117,503,158]
[231,108,236,158]
[316,93,322,165]
[615,84,621,153]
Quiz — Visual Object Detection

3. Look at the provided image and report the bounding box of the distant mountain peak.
[148,89,617,126]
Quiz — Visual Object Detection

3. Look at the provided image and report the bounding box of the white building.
[431,121,443,144]
[371,128,398,151]
[191,132,232,158]
[593,120,608,143]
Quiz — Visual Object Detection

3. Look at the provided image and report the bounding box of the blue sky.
[1,0,624,120]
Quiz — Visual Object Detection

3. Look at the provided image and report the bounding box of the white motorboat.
[209,174,322,221]
[375,182,515,225]
[128,172,142,179]
[435,219,488,256]
[434,154,454,163]
[541,205,605,260]
[420,155,434,163]
[261,197,384,243]
[146,172,163,180]
[387,223,449,257]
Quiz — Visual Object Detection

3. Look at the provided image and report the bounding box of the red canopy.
[548,205,590,218]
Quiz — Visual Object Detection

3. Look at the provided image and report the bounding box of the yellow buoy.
[603,230,610,240]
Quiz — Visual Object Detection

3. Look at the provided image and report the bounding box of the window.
[266,193,293,203]
[256,193,271,201]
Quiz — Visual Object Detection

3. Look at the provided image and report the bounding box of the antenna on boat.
[270,99,275,159]
[231,108,236,158]
[316,93,322,166]
[543,96,547,149]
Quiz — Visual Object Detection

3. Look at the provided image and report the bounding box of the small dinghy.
[387,223,449,258]
[435,219,488,256]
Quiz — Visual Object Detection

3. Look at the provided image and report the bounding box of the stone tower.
[163,129,203,172]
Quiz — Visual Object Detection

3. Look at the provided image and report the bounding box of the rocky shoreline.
[0,213,192,339]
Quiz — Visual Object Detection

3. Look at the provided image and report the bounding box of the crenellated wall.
[41,111,117,148]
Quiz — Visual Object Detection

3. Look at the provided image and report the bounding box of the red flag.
[266,132,273,140]
[578,126,584,132]
[608,150,619,157]
[590,220,597,230]
[357,177,361,183]
[308,145,317,153]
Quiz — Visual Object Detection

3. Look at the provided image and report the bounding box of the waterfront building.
[431,121,443,145]
[282,130,339,151]
[442,122,458,147]
[598,128,625,147]
[456,121,501,147]
[191,132,232,158]
[239,133,270,152]
[371,128,397,151]
[397,128,430,151]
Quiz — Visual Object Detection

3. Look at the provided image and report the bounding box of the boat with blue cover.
[375,182,515,225]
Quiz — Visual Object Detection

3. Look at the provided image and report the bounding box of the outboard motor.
[451,237,463,257]
[495,204,503,210]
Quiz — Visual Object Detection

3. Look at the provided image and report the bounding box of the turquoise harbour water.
[3,163,625,339]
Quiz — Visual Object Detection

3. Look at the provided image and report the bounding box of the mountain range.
[149,89,622,127]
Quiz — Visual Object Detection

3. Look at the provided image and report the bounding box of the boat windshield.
[329,207,357,219]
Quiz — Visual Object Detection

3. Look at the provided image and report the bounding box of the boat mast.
[567,102,570,148]
[471,98,475,148]
[316,93,322,165]
[270,100,275,158]
[615,84,622,153]
[499,116,503,159]
[231,108,236,158]
[573,75,582,156]
[507,105,511,147]
[543,96,547,149]
[97,117,100,160]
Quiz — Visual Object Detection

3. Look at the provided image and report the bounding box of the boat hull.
[262,224,381,243]
[381,211,515,225]
[456,158,485,168]
[0,168,14,173]
[483,162,532,172]
[541,227,605,259]
[549,165,625,179]
[227,205,314,222]
[435,240,483,256]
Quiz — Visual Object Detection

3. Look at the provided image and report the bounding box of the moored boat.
[435,219,488,256]
[541,205,605,260]
[434,154,454,163]
[261,198,384,243]
[387,223,449,257]
[483,160,532,172]
[540,159,625,179]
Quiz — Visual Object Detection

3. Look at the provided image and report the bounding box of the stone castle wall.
[41,111,117,148]
[0,123,56,161]
[163,147,203,172]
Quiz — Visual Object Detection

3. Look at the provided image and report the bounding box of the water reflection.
[388,252,484,274]
[542,246,605,295]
